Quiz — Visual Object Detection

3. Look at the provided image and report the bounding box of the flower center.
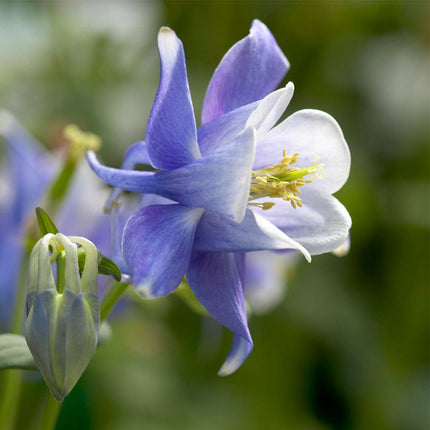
[248,150,323,210]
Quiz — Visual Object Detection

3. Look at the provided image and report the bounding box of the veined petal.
[194,209,311,261]
[146,27,200,169]
[122,205,204,298]
[198,83,293,157]
[88,127,256,223]
[202,20,289,123]
[186,251,253,375]
[257,190,352,255]
[254,109,351,194]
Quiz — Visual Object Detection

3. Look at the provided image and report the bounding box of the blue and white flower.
[87,20,351,374]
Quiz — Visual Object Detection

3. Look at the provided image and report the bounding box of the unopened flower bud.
[25,233,100,401]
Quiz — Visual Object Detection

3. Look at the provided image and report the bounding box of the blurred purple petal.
[0,112,56,329]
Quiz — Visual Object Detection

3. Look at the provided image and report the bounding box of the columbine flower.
[0,112,111,330]
[87,20,351,374]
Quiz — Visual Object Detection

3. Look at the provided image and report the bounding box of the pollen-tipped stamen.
[249,150,323,209]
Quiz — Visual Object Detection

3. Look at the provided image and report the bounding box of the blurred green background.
[0,1,428,429]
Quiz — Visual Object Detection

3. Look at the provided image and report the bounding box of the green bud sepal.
[25,233,100,401]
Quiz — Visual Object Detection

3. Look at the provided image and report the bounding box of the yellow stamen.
[249,150,323,209]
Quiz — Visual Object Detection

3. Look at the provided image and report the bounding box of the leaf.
[35,207,59,236]
[0,334,38,371]
[97,253,122,281]
[77,246,121,282]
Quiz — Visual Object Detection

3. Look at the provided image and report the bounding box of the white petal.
[246,82,294,138]
[254,109,351,195]
[257,190,351,255]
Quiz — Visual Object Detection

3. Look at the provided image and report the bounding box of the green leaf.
[35,207,59,236]
[0,334,38,371]
[97,253,122,281]
[77,248,121,282]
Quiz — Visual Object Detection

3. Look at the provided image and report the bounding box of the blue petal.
[202,20,289,123]
[86,150,156,192]
[193,209,311,261]
[87,127,256,223]
[198,84,293,157]
[186,251,253,375]
[122,205,204,298]
[121,141,151,169]
[146,27,200,169]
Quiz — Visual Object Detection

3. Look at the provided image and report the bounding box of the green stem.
[46,156,77,212]
[0,371,22,430]
[100,282,128,322]
[0,252,28,429]
[38,394,61,430]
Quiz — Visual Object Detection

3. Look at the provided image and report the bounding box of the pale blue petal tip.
[217,336,253,377]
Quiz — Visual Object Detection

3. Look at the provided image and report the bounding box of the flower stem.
[46,156,77,211]
[0,371,22,430]
[0,253,28,429]
[100,282,129,322]
[38,394,61,430]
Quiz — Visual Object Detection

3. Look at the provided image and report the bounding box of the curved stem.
[100,282,129,322]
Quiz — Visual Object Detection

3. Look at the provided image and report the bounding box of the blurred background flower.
[0,1,428,430]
